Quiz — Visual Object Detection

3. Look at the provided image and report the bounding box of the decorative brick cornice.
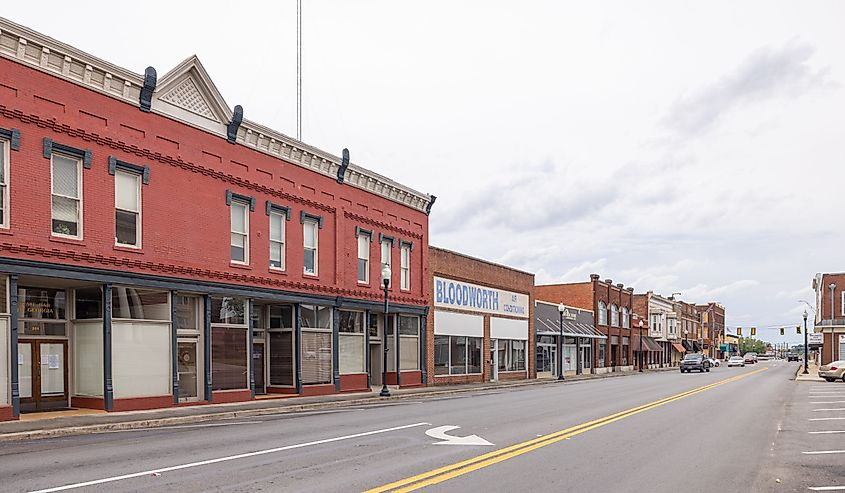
[343,210,424,240]
[0,17,433,214]
[0,105,335,214]
[0,243,426,306]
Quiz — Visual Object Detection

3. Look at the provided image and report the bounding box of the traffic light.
[751,327,756,336]
[780,327,785,336]
[796,325,801,334]
[737,327,742,336]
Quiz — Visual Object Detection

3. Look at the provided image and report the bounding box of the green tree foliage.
[738,337,767,355]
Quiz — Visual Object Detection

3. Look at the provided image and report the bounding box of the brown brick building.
[427,247,534,385]
[536,274,637,373]
[812,272,845,365]
[696,302,726,359]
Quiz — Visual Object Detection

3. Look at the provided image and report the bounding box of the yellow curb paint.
[365,367,768,493]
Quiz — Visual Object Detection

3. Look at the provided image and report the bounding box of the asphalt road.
[2,360,839,493]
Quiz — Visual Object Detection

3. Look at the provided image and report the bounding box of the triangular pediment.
[151,55,232,133]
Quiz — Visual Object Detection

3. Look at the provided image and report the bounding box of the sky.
[7,1,845,344]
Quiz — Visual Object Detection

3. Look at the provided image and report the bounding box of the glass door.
[177,340,199,402]
[253,342,266,394]
[19,340,68,411]
[490,339,498,382]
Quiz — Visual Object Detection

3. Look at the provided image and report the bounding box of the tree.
[738,337,767,355]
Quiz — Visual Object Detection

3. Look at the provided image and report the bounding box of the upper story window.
[114,170,141,247]
[356,230,371,284]
[841,291,844,317]
[400,243,411,291]
[0,138,8,228]
[269,210,286,270]
[303,218,319,276]
[381,239,392,269]
[51,154,82,238]
[230,200,249,264]
[598,301,608,325]
[610,304,619,327]
[622,307,630,328]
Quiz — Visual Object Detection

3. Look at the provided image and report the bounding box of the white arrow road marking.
[809,430,845,434]
[809,487,845,491]
[803,450,845,455]
[813,408,845,412]
[425,425,494,446]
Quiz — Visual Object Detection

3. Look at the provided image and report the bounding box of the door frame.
[490,339,499,382]
[19,338,69,411]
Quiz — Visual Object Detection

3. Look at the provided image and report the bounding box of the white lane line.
[813,408,845,412]
[809,487,845,491]
[811,401,845,404]
[803,450,845,455]
[809,417,845,421]
[809,430,845,434]
[95,421,264,433]
[28,421,431,493]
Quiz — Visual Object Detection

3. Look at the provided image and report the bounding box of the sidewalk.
[795,361,824,382]
[0,366,677,441]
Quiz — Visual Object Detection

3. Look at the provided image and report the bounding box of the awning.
[703,338,713,345]
[536,318,607,339]
[632,335,663,352]
[681,340,693,351]
[675,342,688,353]
[692,341,702,352]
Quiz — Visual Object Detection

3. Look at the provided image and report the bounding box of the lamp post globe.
[557,303,565,381]
[379,265,392,397]
[802,309,809,375]
[638,319,644,372]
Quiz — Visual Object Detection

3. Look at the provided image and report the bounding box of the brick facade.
[812,273,845,365]
[537,274,637,372]
[427,247,535,385]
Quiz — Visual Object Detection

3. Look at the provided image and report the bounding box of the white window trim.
[303,219,319,276]
[400,245,410,291]
[50,153,83,240]
[114,170,142,248]
[269,210,286,271]
[357,234,370,285]
[230,200,250,265]
[0,139,9,229]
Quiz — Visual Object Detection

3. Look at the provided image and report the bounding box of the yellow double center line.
[365,367,768,492]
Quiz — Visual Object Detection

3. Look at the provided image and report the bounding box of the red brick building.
[0,18,433,421]
[536,274,638,373]
[427,247,534,385]
[696,302,725,359]
[812,272,845,365]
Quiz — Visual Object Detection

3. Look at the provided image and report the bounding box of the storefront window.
[175,295,199,333]
[399,315,420,371]
[74,287,102,319]
[622,336,629,366]
[497,339,526,372]
[0,276,7,314]
[301,304,332,384]
[435,335,482,375]
[211,326,248,391]
[269,305,293,329]
[339,310,365,374]
[599,342,606,367]
[112,287,169,320]
[19,287,67,336]
[211,297,246,325]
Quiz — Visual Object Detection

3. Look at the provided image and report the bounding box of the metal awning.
[692,341,702,352]
[681,340,693,351]
[673,343,687,353]
[632,335,663,352]
[536,317,607,339]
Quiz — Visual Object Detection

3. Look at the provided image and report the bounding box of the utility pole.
[296,0,302,141]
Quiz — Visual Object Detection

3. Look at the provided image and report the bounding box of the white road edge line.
[809,431,845,434]
[802,450,845,455]
[809,487,845,491]
[28,421,432,493]
[811,401,845,404]
[812,408,845,412]
[809,417,845,421]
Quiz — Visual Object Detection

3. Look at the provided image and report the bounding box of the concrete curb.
[0,366,677,442]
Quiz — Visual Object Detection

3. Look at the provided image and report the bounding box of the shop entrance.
[177,339,200,402]
[253,342,266,394]
[18,339,69,412]
[490,339,499,382]
[369,313,383,386]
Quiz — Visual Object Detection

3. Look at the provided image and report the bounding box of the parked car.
[727,356,745,367]
[680,353,711,373]
[743,352,758,364]
[787,352,799,362]
[706,357,720,367]
[819,361,845,383]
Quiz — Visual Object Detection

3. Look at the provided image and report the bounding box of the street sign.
[808,333,823,347]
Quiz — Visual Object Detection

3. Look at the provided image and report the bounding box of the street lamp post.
[557,303,565,381]
[803,310,809,375]
[379,265,392,397]
[638,319,644,372]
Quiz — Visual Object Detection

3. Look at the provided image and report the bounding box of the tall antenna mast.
[296,0,302,141]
